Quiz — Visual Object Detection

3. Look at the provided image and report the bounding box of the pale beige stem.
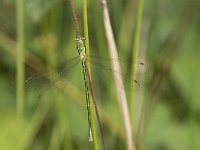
[99,0,135,150]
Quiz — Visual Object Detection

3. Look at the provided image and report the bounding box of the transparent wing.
[25,56,80,83]
[86,55,147,101]
[87,55,147,85]
[25,56,81,109]
[25,54,147,109]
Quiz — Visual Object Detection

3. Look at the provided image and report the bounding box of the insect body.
[75,35,93,142]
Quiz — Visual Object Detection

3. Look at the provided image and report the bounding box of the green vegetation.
[0,0,200,150]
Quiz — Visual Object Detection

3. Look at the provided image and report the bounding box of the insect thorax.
[75,35,86,61]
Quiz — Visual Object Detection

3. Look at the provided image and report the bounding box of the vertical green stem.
[16,0,25,148]
[130,0,144,128]
[83,1,99,149]
[16,0,25,121]
[83,0,90,58]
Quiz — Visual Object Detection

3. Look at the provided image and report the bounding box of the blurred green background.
[0,0,200,150]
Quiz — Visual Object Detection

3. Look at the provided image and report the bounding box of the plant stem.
[130,0,144,129]
[16,0,25,148]
[69,0,80,35]
[16,0,25,122]
[83,1,100,149]
[99,0,135,149]
[83,0,90,58]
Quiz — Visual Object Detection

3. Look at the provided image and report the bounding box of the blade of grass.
[130,0,144,130]
[99,0,135,149]
[16,0,25,120]
[83,0,101,149]
[16,0,25,148]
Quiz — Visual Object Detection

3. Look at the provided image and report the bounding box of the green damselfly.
[75,34,93,141]
[25,35,146,142]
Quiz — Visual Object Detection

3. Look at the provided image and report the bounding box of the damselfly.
[25,35,146,142]
[75,34,93,141]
